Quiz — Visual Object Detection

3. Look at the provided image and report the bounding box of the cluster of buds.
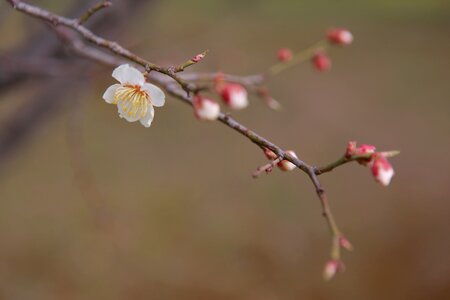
[346,141,395,186]
[323,236,353,280]
[312,28,353,72]
[193,75,250,120]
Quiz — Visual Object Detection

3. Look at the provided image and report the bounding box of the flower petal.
[102,83,120,104]
[143,83,165,107]
[112,64,145,86]
[140,105,155,128]
[117,102,141,122]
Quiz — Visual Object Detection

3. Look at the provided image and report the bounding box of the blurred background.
[0,0,449,299]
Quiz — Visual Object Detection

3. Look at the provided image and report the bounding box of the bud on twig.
[277,48,293,62]
[371,153,395,186]
[323,260,345,280]
[263,147,278,160]
[345,141,357,158]
[277,150,298,171]
[312,52,331,71]
[219,83,249,110]
[355,144,376,165]
[176,50,209,72]
[257,87,281,110]
[191,51,207,63]
[339,236,353,251]
[193,95,220,121]
[327,28,353,46]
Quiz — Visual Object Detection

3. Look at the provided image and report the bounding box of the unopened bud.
[312,52,331,71]
[327,28,353,46]
[193,95,220,121]
[355,144,377,165]
[277,48,293,62]
[263,148,278,160]
[323,260,345,280]
[339,236,353,251]
[191,52,206,63]
[220,83,248,110]
[277,150,298,171]
[356,144,376,155]
[257,87,282,110]
[371,154,395,186]
[345,141,357,158]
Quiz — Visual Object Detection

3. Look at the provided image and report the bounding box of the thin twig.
[7,0,193,92]
[268,40,329,76]
[252,157,283,178]
[78,0,111,24]
[315,150,400,175]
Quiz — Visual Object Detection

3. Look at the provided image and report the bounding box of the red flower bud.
[277,48,293,62]
[193,95,220,121]
[345,141,357,158]
[312,52,331,71]
[191,52,206,63]
[263,148,278,160]
[356,144,376,155]
[327,28,353,46]
[371,154,395,186]
[220,83,248,110]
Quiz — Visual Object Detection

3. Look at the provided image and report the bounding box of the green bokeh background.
[0,0,449,299]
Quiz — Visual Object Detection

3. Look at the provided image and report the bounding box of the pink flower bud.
[220,83,248,110]
[263,147,278,160]
[312,52,331,72]
[353,143,377,165]
[277,48,293,62]
[345,141,357,158]
[277,150,298,171]
[327,28,353,46]
[257,87,281,110]
[191,52,206,63]
[371,154,395,186]
[356,144,376,155]
[323,260,345,280]
[193,95,220,121]
[339,236,353,251]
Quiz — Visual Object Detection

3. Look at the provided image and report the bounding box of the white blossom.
[102,64,165,127]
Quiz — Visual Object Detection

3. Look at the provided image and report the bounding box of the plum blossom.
[102,64,165,127]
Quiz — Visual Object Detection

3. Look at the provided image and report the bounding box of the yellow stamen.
[114,85,150,119]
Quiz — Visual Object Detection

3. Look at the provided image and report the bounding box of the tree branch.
[4,0,398,278]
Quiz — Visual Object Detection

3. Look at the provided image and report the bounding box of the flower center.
[114,85,150,119]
